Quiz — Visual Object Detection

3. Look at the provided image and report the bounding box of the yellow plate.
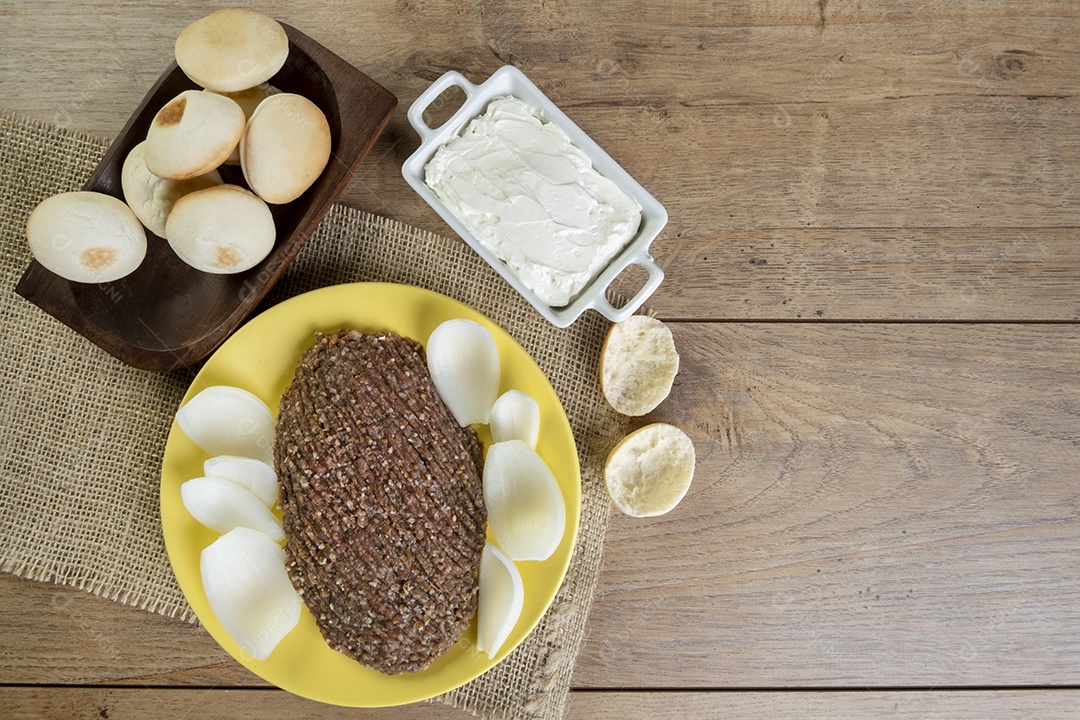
[160,282,581,707]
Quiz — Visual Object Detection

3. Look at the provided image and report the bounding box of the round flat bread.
[600,315,680,416]
[240,93,332,204]
[605,423,695,517]
[175,9,289,93]
[121,141,223,237]
[144,90,245,180]
[26,191,147,283]
[165,184,275,274]
[211,84,280,164]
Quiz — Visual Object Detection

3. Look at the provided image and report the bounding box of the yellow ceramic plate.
[160,282,580,707]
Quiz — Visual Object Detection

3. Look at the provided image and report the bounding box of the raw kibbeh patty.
[275,328,487,674]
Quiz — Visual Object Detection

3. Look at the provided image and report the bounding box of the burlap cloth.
[0,113,630,719]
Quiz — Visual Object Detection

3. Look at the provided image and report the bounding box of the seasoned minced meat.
[274,328,486,675]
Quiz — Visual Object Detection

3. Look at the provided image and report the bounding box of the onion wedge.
[477,543,524,659]
[490,389,540,448]
[175,385,275,463]
[200,527,301,660]
[426,318,500,426]
[181,476,284,542]
[483,440,566,561]
[203,455,278,507]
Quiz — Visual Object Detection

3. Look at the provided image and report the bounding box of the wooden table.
[4,1,1079,717]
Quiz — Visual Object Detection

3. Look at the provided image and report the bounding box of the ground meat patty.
[274,328,486,675]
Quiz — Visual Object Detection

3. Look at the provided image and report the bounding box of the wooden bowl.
[15,23,397,372]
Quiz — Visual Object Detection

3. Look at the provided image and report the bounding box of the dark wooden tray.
[15,23,397,372]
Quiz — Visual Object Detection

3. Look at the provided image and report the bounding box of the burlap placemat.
[0,113,629,719]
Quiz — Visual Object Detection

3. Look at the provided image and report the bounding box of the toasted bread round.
[600,315,680,416]
[121,140,223,237]
[240,92,331,204]
[604,423,695,517]
[26,191,146,283]
[165,184,275,274]
[211,84,280,164]
[144,90,245,180]
[174,9,289,93]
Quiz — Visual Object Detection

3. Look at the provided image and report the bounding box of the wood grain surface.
[2,0,1079,717]
[5,687,1080,720]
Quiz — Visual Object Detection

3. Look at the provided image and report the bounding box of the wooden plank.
[7,3,1080,115]
[623,96,1080,232]
[2,0,1080,709]
[244,93,1080,242]
[349,93,1080,236]
[495,18,1080,105]
[5,687,1080,719]
[0,575,257,687]
[642,228,1080,321]
[3,324,1078,690]
[397,93,1080,320]
[4,4,1079,239]
[577,322,1080,687]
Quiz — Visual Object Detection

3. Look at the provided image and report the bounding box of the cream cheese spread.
[424,96,642,307]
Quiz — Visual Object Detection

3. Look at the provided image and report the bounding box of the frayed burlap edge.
[0,113,633,720]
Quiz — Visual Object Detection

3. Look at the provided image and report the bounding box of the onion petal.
[483,440,566,561]
[200,527,301,660]
[181,476,284,542]
[203,455,278,507]
[477,543,524,659]
[175,385,275,463]
[426,318,500,426]
[489,389,540,447]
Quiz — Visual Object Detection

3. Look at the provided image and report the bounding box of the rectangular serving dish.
[401,65,667,328]
[15,23,397,371]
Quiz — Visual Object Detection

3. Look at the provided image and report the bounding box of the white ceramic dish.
[402,65,667,328]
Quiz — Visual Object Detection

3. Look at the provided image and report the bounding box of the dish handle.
[589,255,665,324]
[407,71,479,143]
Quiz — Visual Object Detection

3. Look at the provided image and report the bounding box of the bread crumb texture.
[601,315,679,416]
[605,423,695,517]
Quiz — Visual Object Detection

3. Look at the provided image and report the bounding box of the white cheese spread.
[424,96,642,307]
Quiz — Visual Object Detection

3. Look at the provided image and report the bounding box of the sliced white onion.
[426,318,500,426]
[175,385,275,463]
[200,526,301,660]
[489,389,540,448]
[204,455,278,508]
[483,440,566,562]
[181,476,284,542]
[477,543,524,659]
